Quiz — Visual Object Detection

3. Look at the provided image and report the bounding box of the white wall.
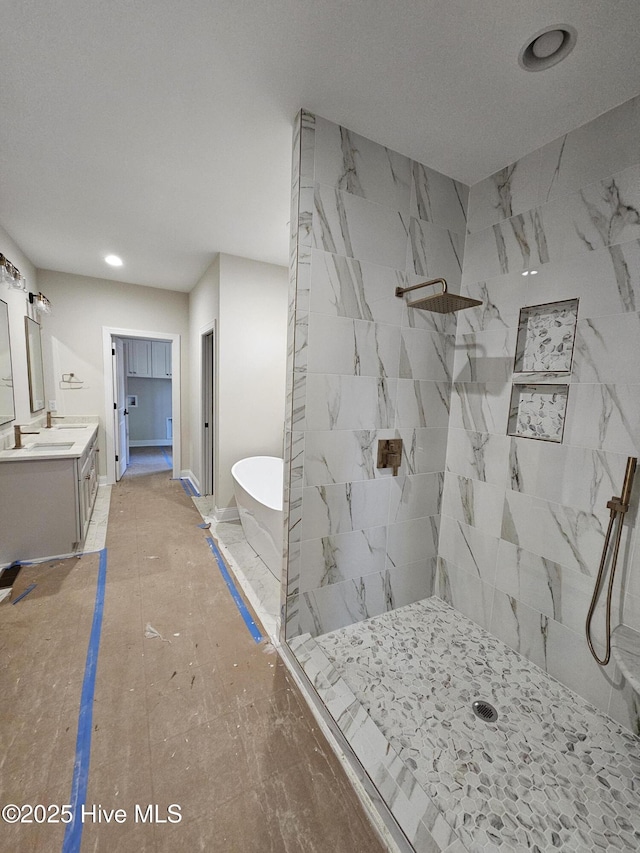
[188,253,288,512]
[37,269,189,476]
[127,377,172,444]
[217,254,288,511]
[0,225,39,447]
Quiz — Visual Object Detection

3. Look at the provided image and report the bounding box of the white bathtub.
[231,456,284,580]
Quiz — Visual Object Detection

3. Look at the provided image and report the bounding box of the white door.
[113,338,129,480]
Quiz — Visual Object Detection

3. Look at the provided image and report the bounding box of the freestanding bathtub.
[231,456,284,580]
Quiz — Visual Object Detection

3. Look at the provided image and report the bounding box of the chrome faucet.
[14,424,40,449]
[46,410,64,428]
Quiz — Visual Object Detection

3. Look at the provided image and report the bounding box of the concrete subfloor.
[0,448,387,852]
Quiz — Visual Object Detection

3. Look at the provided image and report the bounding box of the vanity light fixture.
[105,254,123,267]
[28,292,52,315]
[0,253,27,291]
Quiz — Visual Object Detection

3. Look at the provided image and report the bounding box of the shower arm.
[586,456,637,666]
[395,278,448,298]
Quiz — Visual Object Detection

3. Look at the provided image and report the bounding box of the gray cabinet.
[0,427,99,564]
[78,431,99,543]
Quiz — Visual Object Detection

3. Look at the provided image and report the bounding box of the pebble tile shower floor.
[317,597,640,852]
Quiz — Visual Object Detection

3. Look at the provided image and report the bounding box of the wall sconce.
[28,291,52,315]
[0,253,27,291]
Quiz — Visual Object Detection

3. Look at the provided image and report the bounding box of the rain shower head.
[395,278,482,313]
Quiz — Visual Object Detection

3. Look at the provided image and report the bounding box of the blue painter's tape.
[62,548,108,853]
[205,537,263,643]
[179,479,193,498]
[11,583,37,604]
[179,477,201,498]
[161,448,172,469]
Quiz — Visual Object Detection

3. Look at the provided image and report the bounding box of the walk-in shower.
[285,101,640,853]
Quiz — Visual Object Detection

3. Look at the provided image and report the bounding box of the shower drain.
[472,700,499,722]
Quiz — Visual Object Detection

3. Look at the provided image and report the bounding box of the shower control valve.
[377,438,403,476]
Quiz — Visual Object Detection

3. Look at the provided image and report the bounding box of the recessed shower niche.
[513,298,579,373]
[508,298,578,443]
[508,382,569,442]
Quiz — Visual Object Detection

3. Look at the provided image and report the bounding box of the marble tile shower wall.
[440,95,640,732]
[284,110,468,640]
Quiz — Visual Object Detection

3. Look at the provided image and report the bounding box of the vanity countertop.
[0,423,98,462]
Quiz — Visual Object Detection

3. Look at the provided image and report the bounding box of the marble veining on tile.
[314,115,412,212]
[315,596,640,852]
[411,162,468,233]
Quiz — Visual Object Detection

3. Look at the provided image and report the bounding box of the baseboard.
[129,440,173,447]
[215,505,240,523]
[180,469,200,495]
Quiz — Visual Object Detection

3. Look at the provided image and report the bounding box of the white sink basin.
[30,442,75,450]
[52,424,89,429]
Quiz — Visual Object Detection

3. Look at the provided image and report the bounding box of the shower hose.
[585,456,637,665]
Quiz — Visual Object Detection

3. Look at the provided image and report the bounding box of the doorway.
[201,326,215,496]
[102,327,181,485]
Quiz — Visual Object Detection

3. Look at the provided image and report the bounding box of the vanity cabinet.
[78,430,99,544]
[0,426,99,564]
[126,339,171,378]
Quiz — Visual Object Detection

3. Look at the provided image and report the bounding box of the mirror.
[25,316,45,412]
[0,300,16,424]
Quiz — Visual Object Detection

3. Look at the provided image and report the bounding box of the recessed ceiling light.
[518,25,577,72]
[105,254,123,267]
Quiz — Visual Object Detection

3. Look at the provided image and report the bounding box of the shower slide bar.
[586,456,637,665]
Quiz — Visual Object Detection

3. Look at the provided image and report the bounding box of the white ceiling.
[2,1,639,292]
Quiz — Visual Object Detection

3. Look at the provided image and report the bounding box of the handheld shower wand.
[586,456,637,665]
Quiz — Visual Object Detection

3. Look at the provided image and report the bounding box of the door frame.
[112,336,129,480]
[102,326,181,485]
[200,322,216,496]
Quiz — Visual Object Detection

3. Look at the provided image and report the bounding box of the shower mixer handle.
[377,438,403,476]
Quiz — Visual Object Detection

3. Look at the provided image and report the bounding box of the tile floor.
[307,597,640,853]
[0,448,387,852]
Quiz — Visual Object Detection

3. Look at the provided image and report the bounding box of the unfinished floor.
[0,448,387,853]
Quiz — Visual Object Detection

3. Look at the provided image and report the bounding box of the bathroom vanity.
[0,423,99,564]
